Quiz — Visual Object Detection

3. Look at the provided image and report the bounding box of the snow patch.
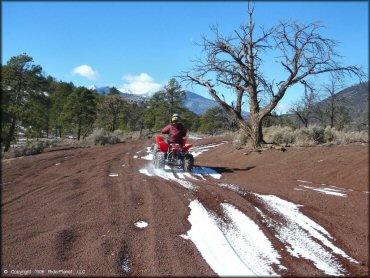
[190,142,226,157]
[297,184,347,197]
[256,194,358,276]
[134,221,148,228]
[138,165,197,191]
[219,183,243,194]
[184,200,283,276]
[297,180,312,184]
[55,163,61,166]
[188,134,202,140]
[109,173,119,177]
[141,153,153,161]
[133,155,138,159]
[139,169,153,176]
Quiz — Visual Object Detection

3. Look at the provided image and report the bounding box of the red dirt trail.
[1,138,368,276]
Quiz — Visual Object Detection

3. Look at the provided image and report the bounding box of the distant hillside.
[322,81,369,121]
[281,81,369,127]
[183,91,219,115]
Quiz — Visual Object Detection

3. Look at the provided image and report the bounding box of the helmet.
[171,113,180,123]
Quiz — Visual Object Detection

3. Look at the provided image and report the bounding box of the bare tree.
[290,81,320,128]
[180,2,364,149]
[322,77,345,128]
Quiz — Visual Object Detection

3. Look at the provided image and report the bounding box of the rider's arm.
[161,125,170,134]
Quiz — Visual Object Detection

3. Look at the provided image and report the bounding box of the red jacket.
[161,123,187,144]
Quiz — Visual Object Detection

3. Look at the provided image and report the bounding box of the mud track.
[2,138,368,276]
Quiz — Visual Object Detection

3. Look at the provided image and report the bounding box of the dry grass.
[233,125,368,149]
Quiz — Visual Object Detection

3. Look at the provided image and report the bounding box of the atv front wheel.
[154,152,165,169]
[183,154,194,172]
[152,144,159,165]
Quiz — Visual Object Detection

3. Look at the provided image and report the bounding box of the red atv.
[153,135,194,172]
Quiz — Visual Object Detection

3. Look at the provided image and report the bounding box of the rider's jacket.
[161,123,187,145]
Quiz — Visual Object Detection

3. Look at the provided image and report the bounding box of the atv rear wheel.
[154,152,165,169]
[183,154,194,172]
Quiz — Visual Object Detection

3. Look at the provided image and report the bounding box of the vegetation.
[1,52,367,156]
[1,55,229,154]
[2,54,48,151]
[181,3,364,149]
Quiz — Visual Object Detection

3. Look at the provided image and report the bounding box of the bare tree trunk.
[77,117,82,141]
[250,117,263,149]
[4,117,17,152]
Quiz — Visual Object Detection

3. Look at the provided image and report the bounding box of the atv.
[152,135,194,172]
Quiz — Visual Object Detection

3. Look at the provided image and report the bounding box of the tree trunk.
[4,117,17,152]
[77,117,82,141]
[250,116,264,149]
[112,116,117,132]
[330,101,334,128]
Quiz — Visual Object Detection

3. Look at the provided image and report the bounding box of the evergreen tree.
[144,78,186,130]
[95,95,127,132]
[49,81,74,137]
[199,106,227,134]
[1,54,47,151]
[61,87,98,140]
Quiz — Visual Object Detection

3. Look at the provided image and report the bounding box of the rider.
[161,113,187,145]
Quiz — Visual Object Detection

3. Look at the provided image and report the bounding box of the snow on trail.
[140,147,154,161]
[218,183,357,275]
[134,221,148,228]
[297,185,347,197]
[295,180,348,197]
[182,200,283,276]
[256,194,358,276]
[138,143,224,182]
[188,134,203,140]
[139,169,153,176]
[135,140,358,276]
[139,165,197,191]
[190,142,227,157]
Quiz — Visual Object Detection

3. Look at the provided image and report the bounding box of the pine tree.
[1,54,47,151]
[61,87,98,140]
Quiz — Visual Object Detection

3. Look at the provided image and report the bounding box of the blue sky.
[3,1,369,113]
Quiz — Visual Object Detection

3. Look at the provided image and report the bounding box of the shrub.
[324,126,338,142]
[14,141,45,157]
[341,131,368,144]
[308,125,325,144]
[263,126,295,145]
[233,131,248,149]
[86,128,124,145]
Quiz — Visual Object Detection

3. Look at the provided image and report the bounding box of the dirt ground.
[1,137,369,277]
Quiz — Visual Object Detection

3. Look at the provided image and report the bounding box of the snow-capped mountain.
[88,85,249,117]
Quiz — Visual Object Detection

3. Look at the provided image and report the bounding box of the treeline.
[1,54,236,152]
[262,80,368,132]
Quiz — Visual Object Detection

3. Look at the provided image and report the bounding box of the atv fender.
[156,136,169,152]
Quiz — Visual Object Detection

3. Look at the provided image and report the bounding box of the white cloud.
[119,73,162,96]
[275,103,292,114]
[72,65,100,80]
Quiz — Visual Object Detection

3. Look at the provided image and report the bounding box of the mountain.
[283,81,369,127]
[184,91,219,115]
[322,81,369,121]
[88,85,111,95]
[89,85,150,103]
[88,85,250,117]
